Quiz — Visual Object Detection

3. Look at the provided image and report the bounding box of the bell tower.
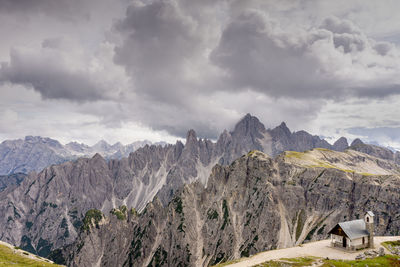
[365,211,375,248]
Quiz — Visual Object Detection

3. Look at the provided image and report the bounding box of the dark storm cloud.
[2,0,400,143]
[107,0,400,138]
[113,0,203,104]
[210,10,336,98]
[210,11,400,100]
[0,48,104,102]
[0,0,92,21]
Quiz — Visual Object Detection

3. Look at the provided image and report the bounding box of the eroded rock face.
[1,114,399,257]
[0,173,26,192]
[333,137,349,152]
[61,151,400,267]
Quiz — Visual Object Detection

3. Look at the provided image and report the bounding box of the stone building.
[328,211,374,250]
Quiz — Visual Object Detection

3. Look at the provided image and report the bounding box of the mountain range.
[59,149,400,266]
[0,114,399,265]
[0,136,166,175]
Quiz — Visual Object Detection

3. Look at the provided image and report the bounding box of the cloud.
[2,0,400,146]
[0,47,105,102]
[0,0,96,21]
[113,0,210,103]
[211,10,400,100]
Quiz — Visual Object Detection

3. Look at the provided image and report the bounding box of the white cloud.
[1,0,400,148]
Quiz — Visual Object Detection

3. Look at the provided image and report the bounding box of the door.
[343,237,347,247]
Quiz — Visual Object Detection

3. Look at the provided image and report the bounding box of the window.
[362,237,365,244]
[367,217,369,223]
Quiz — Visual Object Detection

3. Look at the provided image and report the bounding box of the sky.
[0,0,400,148]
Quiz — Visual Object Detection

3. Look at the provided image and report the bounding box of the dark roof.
[329,219,369,240]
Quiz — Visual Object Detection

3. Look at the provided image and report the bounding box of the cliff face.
[62,150,400,267]
[0,114,343,255]
[1,114,399,258]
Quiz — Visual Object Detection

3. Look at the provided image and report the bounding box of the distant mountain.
[1,114,399,258]
[0,136,73,175]
[59,150,400,266]
[349,138,400,165]
[0,137,164,175]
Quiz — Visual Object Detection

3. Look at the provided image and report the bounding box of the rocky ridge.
[60,150,400,267]
[1,114,399,257]
[0,136,164,175]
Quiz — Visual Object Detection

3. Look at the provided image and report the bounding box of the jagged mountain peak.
[271,121,291,136]
[232,113,266,137]
[185,129,197,144]
[333,137,349,152]
[92,153,104,160]
[279,121,288,128]
[351,138,364,146]
[93,139,110,148]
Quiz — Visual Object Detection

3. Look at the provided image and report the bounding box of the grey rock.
[0,173,26,192]
[332,137,349,152]
[0,137,158,175]
[351,138,364,146]
[2,114,400,258]
[356,254,366,260]
[61,151,400,267]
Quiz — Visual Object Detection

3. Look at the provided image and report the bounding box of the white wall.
[352,237,364,246]
[332,234,343,243]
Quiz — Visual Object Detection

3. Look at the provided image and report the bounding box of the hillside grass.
[0,243,62,266]
[381,240,400,252]
[323,255,400,266]
[284,150,375,175]
[253,255,400,267]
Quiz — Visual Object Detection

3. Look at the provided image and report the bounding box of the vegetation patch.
[220,199,230,230]
[248,150,261,157]
[323,255,400,266]
[0,243,63,267]
[110,205,127,220]
[252,257,316,266]
[207,209,219,220]
[148,246,168,266]
[251,255,400,267]
[173,196,183,215]
[130,207,138,216]
[82,209,103,232]
[382,240,400,252]
[285,151,305,159]
[295,209,305,241]
[25,221,33,231]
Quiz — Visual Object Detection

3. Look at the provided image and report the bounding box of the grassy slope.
[0,243,63,266]
[252,255,400,266]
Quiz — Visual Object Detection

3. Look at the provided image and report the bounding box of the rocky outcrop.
[1,114,400,257]
[0,173,26,192]
[351,138,364,146]
[350,140,400,165]
[60,150,400,267]
[332,137,349,152]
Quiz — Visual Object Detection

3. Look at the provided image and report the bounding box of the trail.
[225,236,400,267]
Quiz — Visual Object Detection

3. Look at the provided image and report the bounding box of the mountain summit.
[1,114,398,257]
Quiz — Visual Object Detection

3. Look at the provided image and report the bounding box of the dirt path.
[225,236,400,267]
